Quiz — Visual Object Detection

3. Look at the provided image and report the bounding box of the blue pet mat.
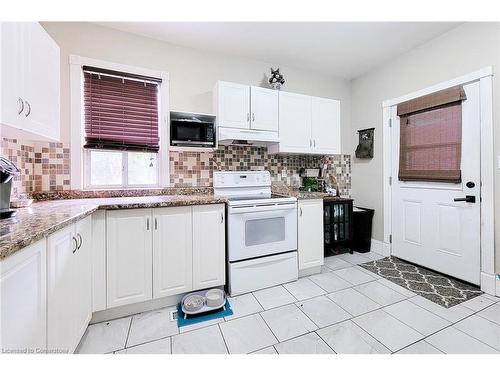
[176,299,233,328]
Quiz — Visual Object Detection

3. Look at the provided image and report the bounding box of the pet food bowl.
[205,289,225,308]
[182,294,205,313]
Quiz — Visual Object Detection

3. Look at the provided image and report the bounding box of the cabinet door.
[153,207,193,298]
[298,200,324,270]
[216,81,250,129]
[192,205,225,290]
[312,97,341,154]
[250,86,278,132]
[0,22,25,129]
[74,216,92,349]
[0,240,46,353]
[23,23,60,140]
[278,91,312,153]
[47,224,76,352]
[106,209,153,308]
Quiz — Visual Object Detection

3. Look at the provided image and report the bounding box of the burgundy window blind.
[397,86,466,183]
[83,66,161,152]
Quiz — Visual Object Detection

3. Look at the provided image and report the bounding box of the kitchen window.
[70,56,169,190]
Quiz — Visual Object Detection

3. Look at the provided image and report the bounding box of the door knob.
[454,195,476,203]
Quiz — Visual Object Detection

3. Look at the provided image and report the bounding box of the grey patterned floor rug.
[359,256,482,308]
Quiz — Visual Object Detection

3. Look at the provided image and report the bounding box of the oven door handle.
[229,203,297,214]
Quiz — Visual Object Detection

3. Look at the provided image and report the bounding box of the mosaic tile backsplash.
[1,138,351,198]
[0,138,71,197]
[170,145,351,196]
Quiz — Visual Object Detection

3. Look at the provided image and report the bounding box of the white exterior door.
[106,209,153,308]
[278,91,312,153]
[311,97,341,154]
[153,207,193,298]
[216,81,250,129]
[391,81,481,285]
[298,200,324,270]
[250,86,279,132]
[192,204,225,290]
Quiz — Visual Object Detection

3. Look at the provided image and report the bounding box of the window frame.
[84,149,160,189]
[70,55,170,190]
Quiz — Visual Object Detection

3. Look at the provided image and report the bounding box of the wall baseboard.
[481,272,496,295]
[370,239,391,257]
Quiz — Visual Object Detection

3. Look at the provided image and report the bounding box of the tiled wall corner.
[1,138,71,197]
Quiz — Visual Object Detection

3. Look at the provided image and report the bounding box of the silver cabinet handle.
[220,213,224,223]
[17,97,24,115]
[309,139,312,147]
[300,207,303,216]
[24,100,31,117]
[72,237,78,254]
[252,113,255,122]
[313,139,316,147]
[146,217,150,230]
[247,113,250,122]
[77,233,82,250]
[154,218,158,230]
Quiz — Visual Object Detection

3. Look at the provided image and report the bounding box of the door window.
[397,86,466,183]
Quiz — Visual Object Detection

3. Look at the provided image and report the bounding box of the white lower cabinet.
[298,199,324,271]
[153,206,193,298]
[107,204,226,308]
[192,204,226,290]
[47,216,92,353]
[106,209,153,308]
[0,240,47,353]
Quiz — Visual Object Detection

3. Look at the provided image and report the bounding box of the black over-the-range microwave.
[170,111,216,148]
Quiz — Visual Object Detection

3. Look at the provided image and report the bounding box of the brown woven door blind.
[397,86,466,183]
[83,66,161,152]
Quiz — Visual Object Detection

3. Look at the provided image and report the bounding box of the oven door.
[227,202,298,262]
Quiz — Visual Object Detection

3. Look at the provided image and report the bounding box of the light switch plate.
[281,169,287,178]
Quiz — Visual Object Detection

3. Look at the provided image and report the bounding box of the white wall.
[350,22,500,272]
[41,22,351,154]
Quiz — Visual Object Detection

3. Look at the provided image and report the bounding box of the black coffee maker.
[0,156,20,219]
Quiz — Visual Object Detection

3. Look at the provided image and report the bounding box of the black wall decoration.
[355,128,374,159]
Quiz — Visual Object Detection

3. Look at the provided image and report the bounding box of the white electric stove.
[214,171,298,296]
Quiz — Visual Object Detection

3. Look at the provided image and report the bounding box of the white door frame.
[381,67,495,295]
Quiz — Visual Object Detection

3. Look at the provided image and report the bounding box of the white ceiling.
[95,22,461,80]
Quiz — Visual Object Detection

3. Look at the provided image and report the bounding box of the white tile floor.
[75,252,500,354]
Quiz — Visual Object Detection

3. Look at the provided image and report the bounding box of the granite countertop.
[271,182,351,201]
[0,194,227,261]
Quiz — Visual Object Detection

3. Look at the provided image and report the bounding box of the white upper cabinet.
[250,86,279,132]
[1,240,47,353]
[268,92,341,155]
[153,206,193,298]
[215,81,250,129]
[269,91,312,154]
[0,23,24,129]
[106,209,153,308]
[0,22,60,141]
[312,97,341,155]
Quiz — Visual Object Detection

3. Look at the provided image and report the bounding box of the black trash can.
[352,206,374,253]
